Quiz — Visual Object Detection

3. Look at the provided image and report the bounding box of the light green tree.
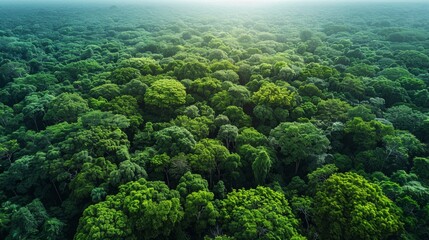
[314,172,403,240]
[218,186,304,240]
[144,79,187,110]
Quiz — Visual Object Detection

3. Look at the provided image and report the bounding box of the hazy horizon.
[1,0,428,6]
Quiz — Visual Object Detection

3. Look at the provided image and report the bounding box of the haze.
[2,0,426,6]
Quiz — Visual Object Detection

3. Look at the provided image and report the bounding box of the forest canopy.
[0,2,429,240]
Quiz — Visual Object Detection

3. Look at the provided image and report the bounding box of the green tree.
[63,60,103,80]
[175,61,209,80]
[0,138,19,166]
[16,73,58,91]
[190,77,222,100]
[316,98,351,123]
[183,190,218,237]
[44,93,89,123]
[252,150,272,185]
[204,235,235,240]
[172,115,211,141]
[74,202,133,240]
[209,60,238,72]
[228,85,251,107]
[253,104,275,125]
[411,157,429,181]
[0,82,37,105]
[383,130,424,173]
[147,153,172,185]
[378,67,413,81]
[109,160,147,187]
[105,95,143,128]
[189,139,240,185]
[69,126,130,161]
[119,57,162,75]
[338,74,366,100]
[384,105,426,134]
[345,63,379,77]
[413,89,429,107]
[0,61,28,87]
[144,79,186,110]
[291,196,313,233]
[269,122,330,173]
[210,90,234,113]
[237,63,252,84]
[80,110,130,129]
[218,186,304,240]
[21,93,55,130]
[365,77,409,107]
[75,179,183,239]
[0,153,48,195]
[121,79,147,103]
[68,156,116,201]
[398,76,426,91]
[344,117,393,151]
[347,105,375,121]
[236,127,268,148]
[314,172,403,240]
[222,106,251,128]
[109,67,141,85]
[217,124,238,149]
[300,62,340,80]
[154,126,196,156]
[397,50,429,69]
[212,70,239,83]
[176,171,209,199]
[89,83,121,100]
[298,83,323,99]
[299,30,313,41]
[307,164,338,194]
[169,153,191,181]
[2,199,64,240]
[252,82,296,109]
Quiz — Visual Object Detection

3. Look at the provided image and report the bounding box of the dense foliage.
[1,2,429,239]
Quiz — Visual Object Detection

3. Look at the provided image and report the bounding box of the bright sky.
[172,0,424,4]
[171,0,284,6]
[184,0,281,3]
[2,0,425,6]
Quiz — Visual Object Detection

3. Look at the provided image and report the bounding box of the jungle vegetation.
[0,2,429,239]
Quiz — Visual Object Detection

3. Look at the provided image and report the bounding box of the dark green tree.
[75,179,183,240]
[154,126,196,156]
[44,93,90,123]
[109,67,141,85]
[252,150,272,185]
[269,122,330,173]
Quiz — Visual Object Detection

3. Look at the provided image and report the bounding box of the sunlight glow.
[184,0,283,6]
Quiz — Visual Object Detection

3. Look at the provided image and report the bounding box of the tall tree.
[44,92,89,123]
[75,179,183,240]
[314,172,403,240]
[252,82,296,109]
[269,122,330,173]
[218,186,304,240]
[154,126,196,156]
[252,150,272,185]
[144,79,187,111]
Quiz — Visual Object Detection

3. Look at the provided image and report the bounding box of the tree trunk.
[51,179,63,203]
[33,117,39,131]
[295,159,301,174]
[165,168,170,187]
